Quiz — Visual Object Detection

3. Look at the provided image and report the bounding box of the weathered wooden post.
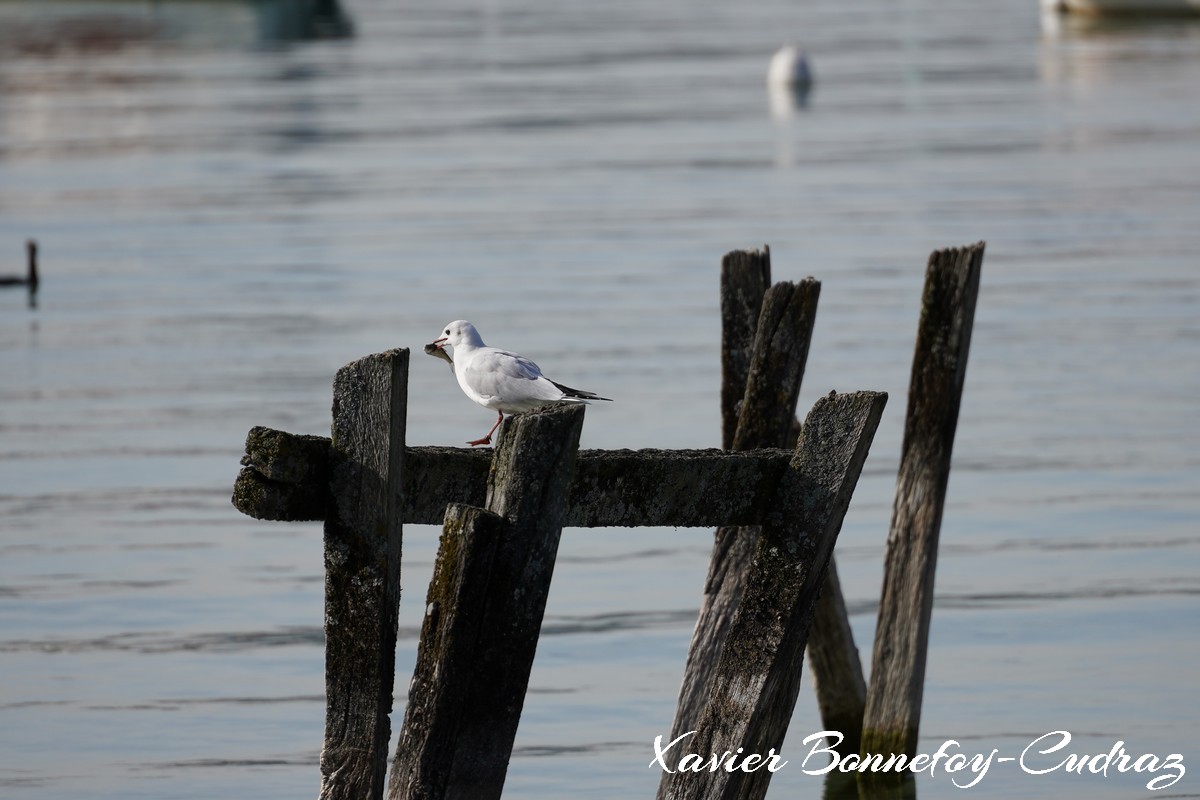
[860,242,984,765]
[26,239,38,300]
[732,278,821,449]
[388,404,585,800]
[0,239,39,307]
[671,263,820,739]
[806,559,868,753]
[688,249,883,757]
[719,247,773,450]
[318,348,408,800]
[658,390,888,800]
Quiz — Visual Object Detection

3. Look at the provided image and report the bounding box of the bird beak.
[424,339,453,366]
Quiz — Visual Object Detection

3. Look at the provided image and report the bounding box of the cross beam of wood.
[235,431,798,529]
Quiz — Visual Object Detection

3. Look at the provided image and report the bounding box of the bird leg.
[468,411,504,447]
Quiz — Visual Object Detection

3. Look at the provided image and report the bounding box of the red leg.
[468,411,504,447]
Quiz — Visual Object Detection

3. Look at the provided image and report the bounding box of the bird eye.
[444,329,450,335]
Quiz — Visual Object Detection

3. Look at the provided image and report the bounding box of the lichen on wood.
[232,426,331,521]
[242,425,331,484]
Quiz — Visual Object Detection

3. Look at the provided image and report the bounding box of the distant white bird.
[428,320,611,446]
[767,44,812,88]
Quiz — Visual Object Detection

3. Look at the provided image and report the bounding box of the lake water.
[1,0,1198,798]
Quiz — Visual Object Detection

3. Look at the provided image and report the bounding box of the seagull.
[428,320,611,447]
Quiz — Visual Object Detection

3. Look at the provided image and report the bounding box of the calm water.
[1,0,1198,797]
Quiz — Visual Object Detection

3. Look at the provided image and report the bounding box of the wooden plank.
[731,278,820,451]
[669,277,820,739]
[318,348,408,800]
[387,503,508,800]
[861,241,984,763]
[719,247,771,450]
[562,447,786,528]
[233,434,798,528]
[388,404,585,800]
[657,390,887,800]
[29,239,39,296]
[233,426,331,521]
[806,558,867,754]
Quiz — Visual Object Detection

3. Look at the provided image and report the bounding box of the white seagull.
[429,320,611,447]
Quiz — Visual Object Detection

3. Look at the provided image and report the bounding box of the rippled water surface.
[2,0,1198,798]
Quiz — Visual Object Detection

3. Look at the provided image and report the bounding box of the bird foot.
[467,435,492,447]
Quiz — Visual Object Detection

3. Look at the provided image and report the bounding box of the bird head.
[430,320,483,352]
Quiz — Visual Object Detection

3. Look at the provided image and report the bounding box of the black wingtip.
[550,379,612,402]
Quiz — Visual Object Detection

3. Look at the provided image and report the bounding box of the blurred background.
[1,0,1198,797]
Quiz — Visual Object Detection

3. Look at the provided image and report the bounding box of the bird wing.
[463,348,561,404]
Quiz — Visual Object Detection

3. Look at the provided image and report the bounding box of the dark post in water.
[318,349,408,800]
[658,390,888,800]
[671,255,820,740]
[388,404,585,800]
[861,242,985,766]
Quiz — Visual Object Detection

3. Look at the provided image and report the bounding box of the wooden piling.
[27,240,38,296]
[669,267,819,740]
[1,240,39,307]
[719,247,772,450]
[657,390,887,800]
[318,348,408,800]
[806,558,868,753]
[860,242,984,764]
[672,250,868,752]
[387,503,508,800]
[733,278,821,450]
[388,403,585,800]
